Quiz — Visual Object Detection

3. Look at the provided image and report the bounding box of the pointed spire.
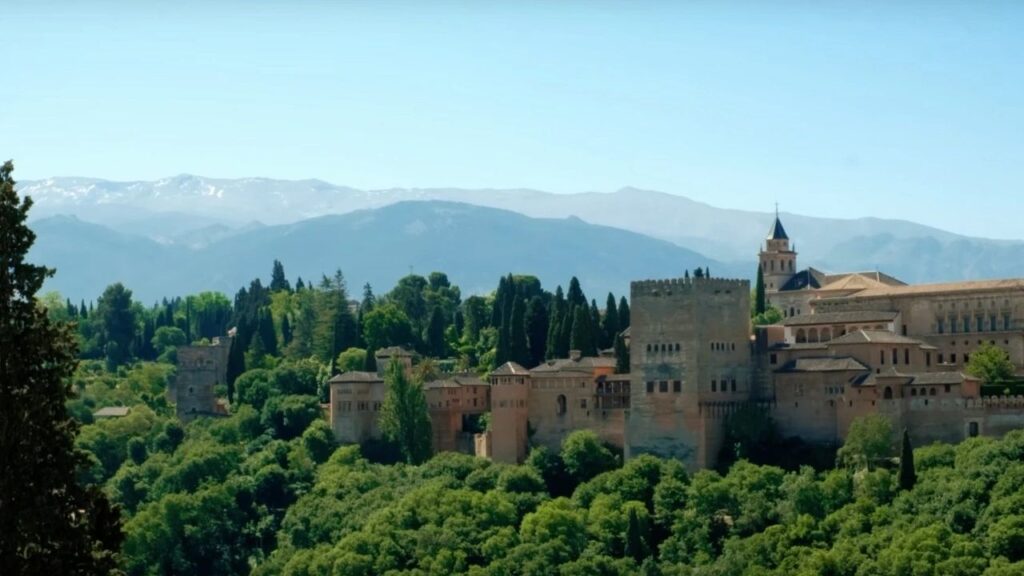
[767,204,789,241]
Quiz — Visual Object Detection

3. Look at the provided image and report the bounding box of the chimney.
[569,349,582,362]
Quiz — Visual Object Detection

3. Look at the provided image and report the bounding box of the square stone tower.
[627,276,752,470]
[170,337,232,421]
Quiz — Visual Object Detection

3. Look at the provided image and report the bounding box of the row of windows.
[647,342,681,353]
[429,398,483,409]
[645,380,683,394]
[762,259,795,273]
[710,342,736,352]
[936,313,1012,334]
[711,379,737,393]
[496,399,526,408]
[336,401,381,412]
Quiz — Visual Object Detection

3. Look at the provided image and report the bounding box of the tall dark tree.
[257,306,278,357]
[625,506,650,563]
[546,286,565,360]
[754,265,767,315]
[96,282,138,370]
[295,276,306,291]
[509,296,530,367]
[566,276,586,308]
[569,306,597,357]
[525,296,549,368]
[589,299,602,350]
[693,267,704,279]
[898,428,917,491]
[614,333,630,374]
[270,259,291,292]
[425,306,447,358]
[601,293,619,350]
[79,300,88,319]
[462,296,489,342]
[491,276,509,328]
[618,296,631,330]
[280,313,293,347]
[360,282,376,314]
[0,160,122,574]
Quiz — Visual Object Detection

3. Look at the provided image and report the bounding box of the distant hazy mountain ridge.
[22,175,1024,298]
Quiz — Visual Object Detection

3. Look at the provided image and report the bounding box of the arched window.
[808,328,819,343]
[556,395,566,415]
[821,328,832,342]
[790,307,795,317]
[796,329,807,343]
[883,387,893,400]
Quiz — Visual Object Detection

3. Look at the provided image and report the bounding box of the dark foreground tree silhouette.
[0,160,122,574]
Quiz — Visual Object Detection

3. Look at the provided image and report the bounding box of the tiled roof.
[821,271,906,290]
[828,330,926,346]
[328,371,382,384]
[844,278,1024,299]
[776,357,869,373]
[530,356,616,374]
[853,370,974,387]
[770,342,830,351]
[491,362,529,376]
[779,268,825,291]
[782,310,899,327]
[424,374,488,389]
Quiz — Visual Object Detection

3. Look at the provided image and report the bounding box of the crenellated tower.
[626,276,752,470]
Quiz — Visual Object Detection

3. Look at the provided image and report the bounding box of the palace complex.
[317,215,1024,470]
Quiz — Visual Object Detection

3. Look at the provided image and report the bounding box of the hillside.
[29,201,728,303]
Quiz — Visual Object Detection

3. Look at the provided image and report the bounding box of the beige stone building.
[170,337,232,421]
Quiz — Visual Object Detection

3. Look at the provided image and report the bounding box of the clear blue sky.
[3,1,1022,238]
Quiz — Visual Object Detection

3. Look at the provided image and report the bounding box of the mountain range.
[21,175,1024,302]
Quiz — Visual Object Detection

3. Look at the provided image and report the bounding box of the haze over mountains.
[22,175,1024,302]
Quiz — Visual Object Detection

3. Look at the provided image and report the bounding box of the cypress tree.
[361,282,376,313]
[491,276,509,328]
[79,299,88,319]
[281,313,293,346]
[65,297,76,318]
[601,293,619,350]
[625,507,649,563]
[557,303,574,358]
[545,286,565,360]
[258,306,278,357]
[618,296,631,330]
[898,428,917,491]
[509,296,529,367]
[614,333,630,374]
[525,296,549,368]
[755,265,766,315]
[569,306,597,357]
[296,276,306,291]
[0,160,122,573]
[567,276,586,308]
[426,306,447,358]
[589,299,602,350]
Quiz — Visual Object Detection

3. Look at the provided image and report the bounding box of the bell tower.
[758,207,796,293]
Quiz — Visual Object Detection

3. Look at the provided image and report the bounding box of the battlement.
[631,277,749,298]
[966,395,1024,409]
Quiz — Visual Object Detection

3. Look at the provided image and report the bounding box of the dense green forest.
[56,263,1024,576]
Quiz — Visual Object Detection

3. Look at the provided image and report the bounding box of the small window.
[580,399,587,409]
[929,388,936,396]
[926,352,931,367]
[711,380,717,392]
[659,381,668,393]
[883,386,893,400]
[904,349,910,365]
[556,395,567,415]
[892,348,898,365]
[675,343,681,352]
[731,379,737,392]
[673,380,681,393]
[770,353,778,365]
[880,350,885,365]
[969,421,979,437]
[951,353,957,364]
[944,384,951,393]
[646,381,654,394]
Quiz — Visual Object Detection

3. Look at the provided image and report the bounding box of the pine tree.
[361,282,376,314]
[601,292,619,350]
[295,276,306,291]
[614,333,630,374]
[618,296,631,330]
[898,428,917,491]
[755,265,766,315]
[693,267,704,279]
[509,296,529,367]
[270,259,291,292]
[0,160,122,574]
[379,360,432,464]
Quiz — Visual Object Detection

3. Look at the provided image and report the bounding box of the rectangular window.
[1004,313,1012,330]
[904,349,910,365]
[731,379,737,392]
[580,399,587,409]
[991,315,998,330]
[951,316,958,333]
[711,380,717,392]
[770,353,778,365]
[892,348,898,365]
[926,352,931,367]
[880,350,885,365]
[646,381,654,394]
[673,380,681,393]
[938,353,944,364]
[977,316,984,332]
[902,325,908,336]
[951,353,957,364]
[963,317,970,333]
[659,381,668,393]
[937,319,945,334]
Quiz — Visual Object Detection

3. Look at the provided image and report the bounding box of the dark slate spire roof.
[766,215,789,240]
